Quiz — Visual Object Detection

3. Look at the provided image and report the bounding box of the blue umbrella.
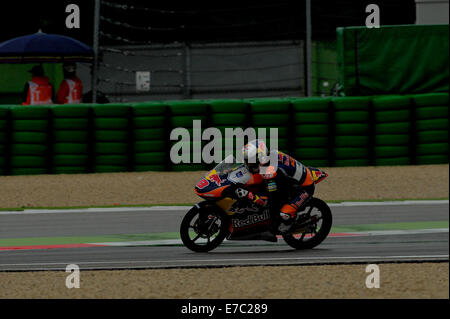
[0,30,94,63]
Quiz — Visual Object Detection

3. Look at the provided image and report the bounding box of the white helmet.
[242,139,269,173]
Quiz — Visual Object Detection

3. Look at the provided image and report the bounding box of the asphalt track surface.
[0,202,448,271]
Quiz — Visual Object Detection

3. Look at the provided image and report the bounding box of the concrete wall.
[416,0,449,24]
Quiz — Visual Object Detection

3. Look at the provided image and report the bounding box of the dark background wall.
[0,0,417,103]
[0,0,416,45]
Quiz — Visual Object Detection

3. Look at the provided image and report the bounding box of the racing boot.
[277,204,297,234]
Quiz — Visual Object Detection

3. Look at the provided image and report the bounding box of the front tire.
[180,203,229,252]
[282,197,332,250]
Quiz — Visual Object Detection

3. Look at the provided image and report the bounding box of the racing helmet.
[242,139,269,173]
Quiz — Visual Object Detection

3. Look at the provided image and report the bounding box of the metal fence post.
[92,0,101,103]
[305,0,313,96]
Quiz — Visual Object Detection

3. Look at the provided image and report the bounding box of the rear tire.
[282,198,332,250]
[180,203,229,252]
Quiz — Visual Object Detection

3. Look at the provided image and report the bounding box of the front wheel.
[180,203,229,252]
[282,197,332,250]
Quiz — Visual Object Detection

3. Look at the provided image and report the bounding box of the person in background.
[56,62,83,104]
[22,65,54,105]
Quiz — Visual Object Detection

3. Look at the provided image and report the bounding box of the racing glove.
[235,188,268,207]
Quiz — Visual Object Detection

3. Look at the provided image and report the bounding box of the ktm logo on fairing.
[231,210,270,228]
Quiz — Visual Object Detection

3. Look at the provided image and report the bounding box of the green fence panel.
[52,105,91,118]
[53,130,88,142]
[95,130,129,142]
[375,146,409,158]
[96,155,128,165]
[335,123,369,135]
[291,97,331,112]
[52,166,88,174]
[209,100,249,113]
[417,130,448,144]
[374,157,411,166]
[12,132,47,144]
[171,164,207,171]
[53,143,88,154]
[334,147,369,159]
[416,119,448,131]
[372,95,411,110]
[375,110,410,123]
[416,143,448,156]
[135,152,166,165]
[332,96,371,110]
[92,104,131,117]
[412,93,449,107]
[11,106,49,119]
[134,165,167,172]
[10,156,46,167]
[211,113,247,125]
[134,128,166,141]
[335,111,369,123]
[10,168,48,175]
[252,114,289,126]
[416,154,449,165]
[1,94,449,175]
[416,106,448,120]
[295,124,329,137]
[12,119,48,131]
[11,144,47,156]
[171,116,207,128]
[337,25,449,95]
[168,101,208,115]
[53,118,89,130]
[301,159,331,167]
[134,140,166,153]
[132,102,167,116]
[375,134,410,146]
[375,122,410,134]
[294,112,328,124]
[94,165,128,173]
[94,142,128,155]
[335,136,369,147]
[134,116,166,128]
[53,155,89,166]
[334,159,370,167]
[294,148,329,159]
[250,100,290,113]
[295,137,328,148]
[94,118,128,130]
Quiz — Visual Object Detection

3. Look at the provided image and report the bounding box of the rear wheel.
[180,204,229,252]
[282,198,332,250]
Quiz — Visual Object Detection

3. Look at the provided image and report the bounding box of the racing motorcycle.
[180,155,332,252]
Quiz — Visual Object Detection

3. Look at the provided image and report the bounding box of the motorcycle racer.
[188,139,330,252]
[236,139,316,234]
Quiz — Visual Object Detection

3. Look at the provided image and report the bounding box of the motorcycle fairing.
[194,169,233,198]
[309,167,328,184]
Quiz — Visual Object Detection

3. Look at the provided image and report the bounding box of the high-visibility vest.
[23,77,53,105]
[61,78,83,104]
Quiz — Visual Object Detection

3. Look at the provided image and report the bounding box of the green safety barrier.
[337,25,449,96]
[0,93,448,176]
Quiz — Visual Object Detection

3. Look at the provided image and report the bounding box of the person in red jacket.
[22,65,54,105]
[56,62,83,104]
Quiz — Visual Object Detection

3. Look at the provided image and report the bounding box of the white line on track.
[0,200,448,215]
